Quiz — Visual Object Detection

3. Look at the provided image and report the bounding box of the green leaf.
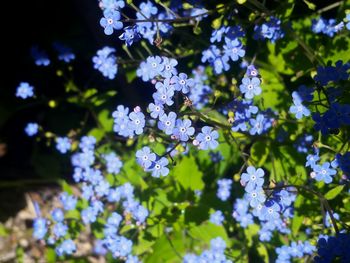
[292,212,304,236]
[325,185,345,200]
[172,156,204,191]
[98,109,113,131]
[60,180,73,195]
[257,243,269,263]
[251,141,269,167]
[188,222,229,244]
[45,247,56,263]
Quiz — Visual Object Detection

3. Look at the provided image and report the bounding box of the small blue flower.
[104,153,123,174]
[60,192,77,211]
[51,208,64,222]
[217,179,232,201]
[31,46,50,66]
[147,56,164,79]
[210,26,227,43]
[172,73,194,94]
[53,42,75,63]
[209,210,224,225]
[129,111,145,135]
[223,38,245,62]
[25,123,39,136]
[16,82,34,99]
[195,126,219,150]
[119,25,141,46]
[313,162,336,184]
[158,111,177,135]
[100,10,123,35]
[148,102,164,119]
[33,218,47,239]
[239,77,261,99]
[249,114,265,135]
[53,222,68,238]
[160,57,178,78]
[246,188,266,208]
[241,166,265,192]
[55,239,76,256]
[289,99,310,119]
[150,157,169,178]
[81,206,98,224]
[56,137,71,154]
[136,146,156,169]
[173,119,195,142]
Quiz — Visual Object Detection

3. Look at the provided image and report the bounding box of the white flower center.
[232,48,237,53]
[179,80,186,85]
[152,62,157,68]
[166,65,171,70]
[155,106,160,111]
[205,135,211,141]
[247,84,253,90]
[268,208,273,214]
[180,127,186,133]
[252,192,257,198]
[135,120,140,125]
[165,121,171,126]
[155,164,161,169]
[251,175,256,181]
[321,169,327,175]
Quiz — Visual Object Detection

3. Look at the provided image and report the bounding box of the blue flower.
[16,82,34,99]
[173,119,195,142]
[158,111,177,135]
[289,99,310,119]
[33,218,47,239]
[79,135,96,151]
[119,25,141,46]
[209,210,224,225]
[249,114,265,135]
[107,212,122,227]
[262,201,280,221]
[172,73,194,94]
[60,192,77,211]
[213,55,230,74]
[100,0,125,11]
[153,79,175,106]
[56,137,71,154]
[223,38,245,62]
[292,85,314,102]
[53,222,68,238]
[132,205,149,223]
[25,122,39,136]
[217,179,232,201]
[160,57,178,78]
[313,162,336,184]
[129,111,145,135]
[81,206,98,224]
[51,208,64,222]
[100,10,123,35]
[53,42,75,63]
[346,14,350,30]
[210,26,227,43]
[31,46,50,66]
[147,56,164,79]
[245,188,266,207]
[104,153,123,174]
[55,239,76,256]
[195,126,219,150]
[136,146,156,169]
[148,102,164,119]
[241,166,265,192]
[92,47,117,79]
[239,77,261,99]
[306,153,319,168]
[150,157,169,178]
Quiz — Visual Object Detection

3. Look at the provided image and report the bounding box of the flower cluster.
[92,46,118,79]
[253,16,285,42]
[311,17,345,37]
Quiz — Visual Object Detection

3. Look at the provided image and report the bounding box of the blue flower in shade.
[92,47,117,79]
[292,85,314,102]
[25,123,39,136]
[241,166,265,192]
[158,111,177,135]
[209,210,224,225]
[150,157,169,178]
[56,137,71,154]
[16,82,34,99]
[55,239,76,256]
[100,10,123,35]
[148,102,164,119]
[240,77,261,99]
[173,119,195,142]
[33,218,47,239]
[223,38,245,62]
[172,73,194,94]
[160,57,178,78]
[133,205,149,223]
[246,64,259,77]
[313,162,336,184]
[201,45,220,63]
[136,146,156,169]
[346,14,350,30]
[53,42,75,63]
[138,1,158,18]
[289,99,311,119]
[107,212,122,227]
[119,25,141,46]
[31,46,50,66]
[195,126,219,150]
[210,26,227,43]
